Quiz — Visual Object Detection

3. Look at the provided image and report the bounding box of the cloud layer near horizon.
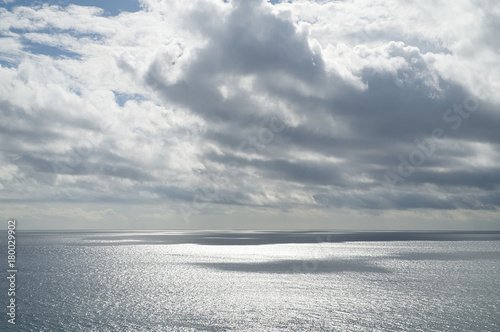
[1,0,499,227]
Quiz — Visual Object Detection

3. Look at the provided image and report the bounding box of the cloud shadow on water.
[192,258,390,274]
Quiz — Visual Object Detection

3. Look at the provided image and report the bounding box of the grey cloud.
[140,0,500,212]
[154,185,194,202]
[2,0,499,218]
[205,152,345,186]
[190,0,325,80]
[147,0,325,124]
[312,190,499,211]
[404,169,500,190]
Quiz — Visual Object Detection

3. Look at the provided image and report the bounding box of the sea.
[2,230,500,331]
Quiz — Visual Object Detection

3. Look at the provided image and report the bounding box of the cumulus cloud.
[0,0,499,228]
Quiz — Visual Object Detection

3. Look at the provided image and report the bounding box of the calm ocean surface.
[2,231,500,331]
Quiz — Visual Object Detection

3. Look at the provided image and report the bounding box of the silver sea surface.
[4,231,500,331]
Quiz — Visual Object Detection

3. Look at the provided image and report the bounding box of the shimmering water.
[2,231,500,331]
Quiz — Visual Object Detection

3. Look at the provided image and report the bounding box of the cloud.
[0,0,499,228]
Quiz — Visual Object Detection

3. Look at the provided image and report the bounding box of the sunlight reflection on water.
[5,232,500,331]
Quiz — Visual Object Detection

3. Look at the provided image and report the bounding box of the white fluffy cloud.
[0,0,499,229]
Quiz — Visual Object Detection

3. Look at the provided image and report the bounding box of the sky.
[0,0,499,230]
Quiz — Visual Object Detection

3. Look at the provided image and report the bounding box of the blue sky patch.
[2,0,142,16]
[114,92,146,107]
[25,41,80,58]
